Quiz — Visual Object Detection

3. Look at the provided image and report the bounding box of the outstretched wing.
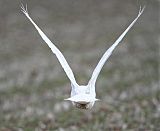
[88,6,145,87]
[21,4,78,87]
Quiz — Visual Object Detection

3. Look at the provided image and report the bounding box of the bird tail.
[64,94,99,102]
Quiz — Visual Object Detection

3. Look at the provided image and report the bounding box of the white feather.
[64,94,99,103]
[21,4,78,88]
[21,4,145,109]
[88,6,145,89]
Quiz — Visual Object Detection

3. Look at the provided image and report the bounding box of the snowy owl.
[21,4,145,109]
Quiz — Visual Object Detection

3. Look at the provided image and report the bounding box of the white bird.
[21,4,145,109]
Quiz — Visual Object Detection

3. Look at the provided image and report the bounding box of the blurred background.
[0,0,159,130]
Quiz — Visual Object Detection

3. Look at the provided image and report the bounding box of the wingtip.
[20,3,29,15]
[138,5,146,15]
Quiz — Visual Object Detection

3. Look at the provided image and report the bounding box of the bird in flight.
[21,4,145,109]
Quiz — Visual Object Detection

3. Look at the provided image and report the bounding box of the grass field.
[0,0,159,130]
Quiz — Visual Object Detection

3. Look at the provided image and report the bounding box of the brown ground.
[0,0,159,130]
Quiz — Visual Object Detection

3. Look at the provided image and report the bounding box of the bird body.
[21,4,145,109]
[66,84,98,109]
